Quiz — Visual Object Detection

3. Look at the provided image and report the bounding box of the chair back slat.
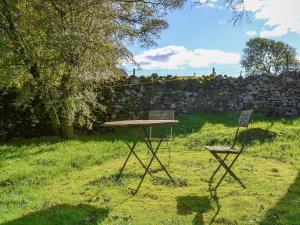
[231,110,253,149]
[238,110,253,127]
[148,110,174,120]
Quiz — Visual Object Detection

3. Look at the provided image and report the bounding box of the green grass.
[1,112,300,225]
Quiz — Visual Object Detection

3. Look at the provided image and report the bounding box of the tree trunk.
[60,97,75,138]
[61,116,74,138]
[48,98,75,138]
[49,109,61,135]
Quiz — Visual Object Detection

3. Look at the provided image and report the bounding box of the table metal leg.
[117,128,154,182]
[134,134,164,194]
[133,127,175,194]
[124,140,154,178]
[143,127,175,183]
[116,128,141,182]
[117,126,175,194]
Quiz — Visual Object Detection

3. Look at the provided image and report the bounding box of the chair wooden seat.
[205,146,238,154]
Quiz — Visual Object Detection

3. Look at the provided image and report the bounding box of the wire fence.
[123,67,243,77]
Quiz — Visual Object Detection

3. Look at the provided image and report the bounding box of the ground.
[1,112,300,225]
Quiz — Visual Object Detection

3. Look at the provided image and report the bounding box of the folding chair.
[148,110,174,166]
[205,110,253,189]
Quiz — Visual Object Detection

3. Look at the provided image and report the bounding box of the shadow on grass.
[0,131,122,160]
[0,204,109,225]
[208,187,221,225]
[260,171,300,225]
[140,111,284,140]
[238,128,277,145]
[176,195,211,225]
[0,136,63,160]
[88,172,142,187]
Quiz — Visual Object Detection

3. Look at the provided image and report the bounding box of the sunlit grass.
[1,112,300,225]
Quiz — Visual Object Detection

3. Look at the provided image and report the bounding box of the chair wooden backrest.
[148,110,175,120]
[148,110,174,138]
[232,110,253,149]
[238,110,253,127]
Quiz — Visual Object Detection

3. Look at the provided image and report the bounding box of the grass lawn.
[1,112,300,225]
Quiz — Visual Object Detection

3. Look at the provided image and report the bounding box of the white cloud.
[246,30,258,36]
[133,45,240,70]
[194,0,220,9]
[206,2,215,8]
[243,0,300,37]
[194,0,218,4]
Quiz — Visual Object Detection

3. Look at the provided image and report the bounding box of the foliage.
[241,37,299,76]
[0,0,184,137]
[1,112,300,224]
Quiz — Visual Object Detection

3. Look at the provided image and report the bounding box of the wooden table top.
[102,120,178,128]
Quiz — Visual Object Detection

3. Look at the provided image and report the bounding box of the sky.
[125,0,300,76]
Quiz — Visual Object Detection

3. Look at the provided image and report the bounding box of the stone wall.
[0,89,53,141]
[104,71,300,120]
[1,71,300,140]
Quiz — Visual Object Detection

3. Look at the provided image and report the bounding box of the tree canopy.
[0,0,263,137]
[241,37,299,76]
[0,0,185,137]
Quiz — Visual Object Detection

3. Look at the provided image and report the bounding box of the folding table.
[102,120,178,194]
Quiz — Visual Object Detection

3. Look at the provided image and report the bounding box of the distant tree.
[241,38,299,76]
[0,0,184,137]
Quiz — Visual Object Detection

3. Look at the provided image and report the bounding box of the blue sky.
[126,0,300,76]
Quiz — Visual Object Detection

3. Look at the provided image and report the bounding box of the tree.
[195,0,249,25]
[241,37,299,76]
[0,0,184,137]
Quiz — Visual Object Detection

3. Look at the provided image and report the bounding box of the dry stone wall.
[1,71,300,140]
[104,71,300,120]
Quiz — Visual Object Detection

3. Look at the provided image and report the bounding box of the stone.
[3,71,300,141]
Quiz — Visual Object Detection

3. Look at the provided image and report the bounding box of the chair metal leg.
[220,153,245,189]
[212,153,245,189]
[215,167,245,189]
[209,153,229,182]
